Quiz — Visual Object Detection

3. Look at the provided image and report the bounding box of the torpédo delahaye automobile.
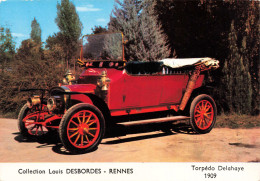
[18,32,219,153]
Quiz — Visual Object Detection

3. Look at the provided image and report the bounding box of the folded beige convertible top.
[160,57,219,70]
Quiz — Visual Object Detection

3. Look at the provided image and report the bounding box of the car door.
[123,74,162,108]
[159,74,188,104]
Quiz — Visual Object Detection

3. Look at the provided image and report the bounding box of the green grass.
[215,114,260,129]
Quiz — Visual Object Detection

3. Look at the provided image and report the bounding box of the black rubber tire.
[59,103,105,154]
[189,94,217,134]
[18,104,31,137]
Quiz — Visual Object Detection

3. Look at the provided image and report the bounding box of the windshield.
[82,33,123,61]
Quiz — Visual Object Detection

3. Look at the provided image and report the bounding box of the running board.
[117,116,190,126]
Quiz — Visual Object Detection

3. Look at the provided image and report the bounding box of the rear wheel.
[189,94,217,134]
[59,103,105,153]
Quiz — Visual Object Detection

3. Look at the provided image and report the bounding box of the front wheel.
[18,103,50,138]
[189,94,217,134]
[59,103,105,154]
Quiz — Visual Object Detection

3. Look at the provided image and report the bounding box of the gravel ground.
[0,118,259,162]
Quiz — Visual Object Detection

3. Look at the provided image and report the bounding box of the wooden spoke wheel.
[59,103,105,153]
[18,103,50,138]
[189,94,217,134]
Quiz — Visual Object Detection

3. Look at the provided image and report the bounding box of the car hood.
[61,84,97,94]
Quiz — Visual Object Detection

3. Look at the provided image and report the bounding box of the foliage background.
[0,0,259,119]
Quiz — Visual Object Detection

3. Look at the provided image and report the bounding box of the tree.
[240,37,252,114]
[0,27,15,69]
[16,39,42,62]
[243,1,259,115]
[91,26,108,34]
[138,0,170,61]
[222,21,252,114]
[109,0,170,61]
[55,0,82,68]
[0,38,65,114]
[103,33,123,60]
[30,17,42,44]
[109,0,142,61]
[155,0,230,59]
[155,0,259,115]
[45,32,66,63]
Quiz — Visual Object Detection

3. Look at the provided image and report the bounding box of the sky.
[0,0,115,49]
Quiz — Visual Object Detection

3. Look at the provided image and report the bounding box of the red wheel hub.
[194,100,214,130]
[67,110,100,148]
[78,123,89,135]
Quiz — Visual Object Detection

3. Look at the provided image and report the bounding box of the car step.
[118,116,190,126]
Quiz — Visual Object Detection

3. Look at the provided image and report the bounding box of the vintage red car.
[18,33,219,153]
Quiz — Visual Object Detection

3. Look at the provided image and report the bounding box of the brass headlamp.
[27,95,41,108]
[63,70,76,85]
[97,71,110,91]
[47,96,64,113]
